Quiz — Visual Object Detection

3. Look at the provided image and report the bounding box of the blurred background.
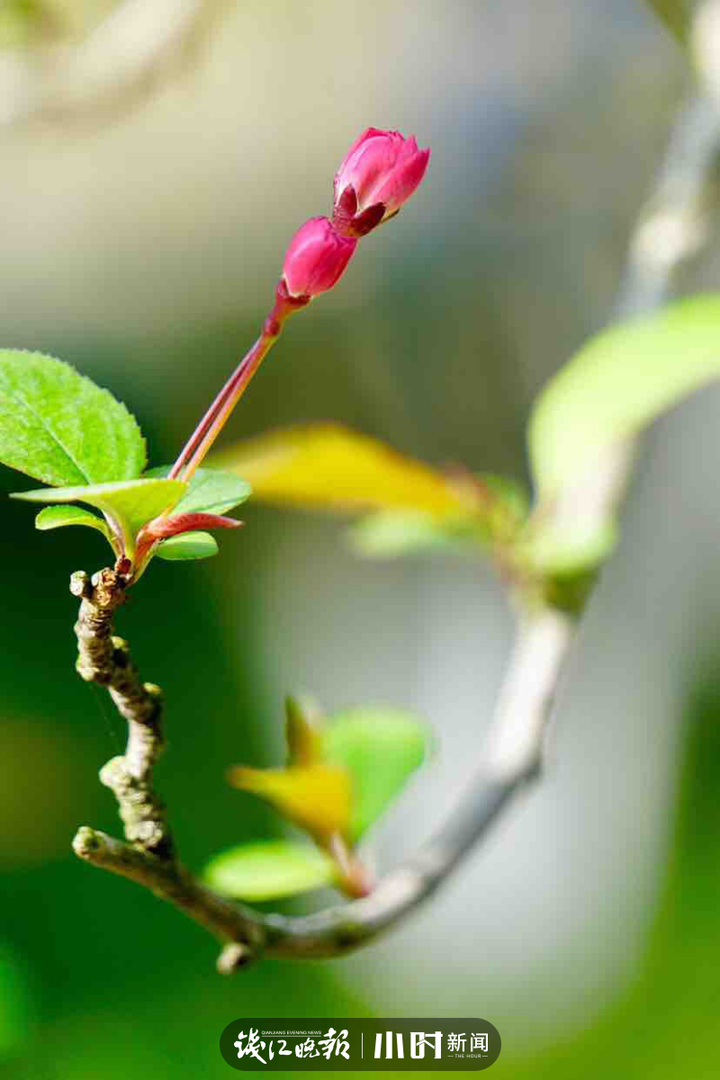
[2,0,720,1076]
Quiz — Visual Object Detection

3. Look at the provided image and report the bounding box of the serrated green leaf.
[646,0,691,44]
[12,478,185,556]
[529,295,720,504]
[35,505,112,541]
[145,466,251,516]
[0,350,145,487]
[203,840,336,901]
[154,531,219,561]
[322,709,431,840]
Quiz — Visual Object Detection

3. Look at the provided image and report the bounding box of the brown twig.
[70,14,720,969]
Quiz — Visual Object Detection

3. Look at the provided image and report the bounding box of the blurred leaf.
[518,521,619,576]
[322,708,431,840]
[211,423,471,517]
[203,840,336,901]
[285,695,323,766]
[529,295,720,504]
[34,504,112,540]
[0,942,30,1056]
[351,475,529,558]
[481,473,530,528]
[0,350,145,487]
[12,478,185,556]
[154,531,218,561]
[645,0,691,43]
[0,0,60,50]
[349,509,482,558]
[228,763,352,842]
[146,466,251,516]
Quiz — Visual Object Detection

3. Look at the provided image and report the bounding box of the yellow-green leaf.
[35,504,113,541]
[645,0,691,44]
[529,295,720,505]
[349,509,480,558]
[322,708,432,840]
[211,423,470,517]
[154,531,219,561]
[203,840,336,901]
[285,695,323,767]
[12,478,185,557]
[228,763,352,841]
[145,465,251,516]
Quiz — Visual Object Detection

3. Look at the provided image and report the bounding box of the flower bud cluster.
[281,128,430,300]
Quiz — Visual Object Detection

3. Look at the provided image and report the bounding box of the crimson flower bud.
[281,216,358,299]
[332,127,430,238]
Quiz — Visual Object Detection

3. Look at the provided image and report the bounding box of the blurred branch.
[71,3,720,969]
[0,0,228,127]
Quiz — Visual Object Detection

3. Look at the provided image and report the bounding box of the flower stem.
[170,281,309,483]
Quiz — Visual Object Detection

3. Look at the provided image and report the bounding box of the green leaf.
[529,295,720,504]
[35,504,112,541]
[155,531,219,561]
[519,521,618,576]
[322,709,432,840]
[0,350,145,487]
[349,510,480,559]
[285,695,323,767]
[480,474,530,530]
[645,0,691,44]
[348,478,528,559]
[12,478,185,556]
[228,763,352,842]
[203,839,336,901]
[145,466,251,516]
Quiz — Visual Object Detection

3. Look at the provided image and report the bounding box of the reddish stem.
[169,281,309,483]
[327,832,374,898]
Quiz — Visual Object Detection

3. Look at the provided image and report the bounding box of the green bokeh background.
[2,1,720,1077]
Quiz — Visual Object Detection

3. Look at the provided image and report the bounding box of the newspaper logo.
[220,1018,501,1071]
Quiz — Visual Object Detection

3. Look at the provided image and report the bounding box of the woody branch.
[71,7,720,968]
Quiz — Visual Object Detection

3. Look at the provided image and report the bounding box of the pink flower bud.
[281,216,358,299]
[332,128,430,237]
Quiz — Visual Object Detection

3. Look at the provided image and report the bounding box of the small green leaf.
[322,709,432,840]
[12,478,185,556]
[0,350,145,487]
[285,695,323,766]
[35,504,112,541]
[228,763,352,842]
[155,531,219,561]
[203,840,336,901]
[349,510,479,559]
[480,474,530,530]
[146,466,251,516]
[529,295,720,504]
[518,521,619,576]
[645,0,691,44]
